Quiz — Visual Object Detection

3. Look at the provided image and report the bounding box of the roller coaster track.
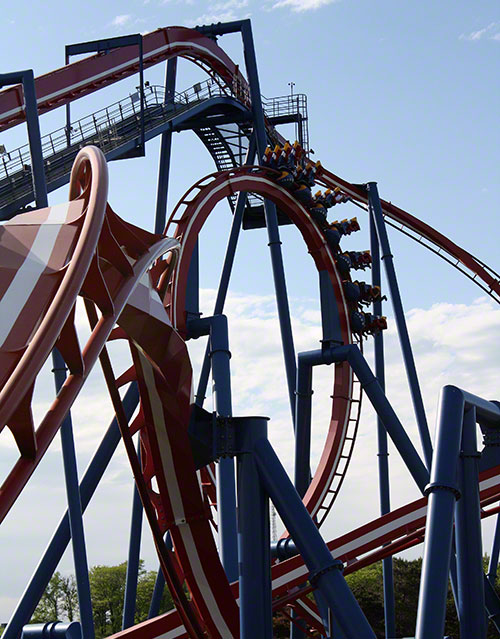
[1,23,499,639]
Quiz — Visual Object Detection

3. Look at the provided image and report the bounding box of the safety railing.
[0,79,231,183]
[262,93,309,151]
[0,79,309,215]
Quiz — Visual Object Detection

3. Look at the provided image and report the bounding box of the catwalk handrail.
[0,80,228,181]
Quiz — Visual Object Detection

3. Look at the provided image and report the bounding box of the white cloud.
[189,0,250,26]
[212,0,249,9]
[112,14,133,27]
[270,0,340,12]
[3,291,500,619]
[460,21,500,41]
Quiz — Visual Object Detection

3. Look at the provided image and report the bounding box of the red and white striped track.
[0,147,180,523]
[0,27,248,133]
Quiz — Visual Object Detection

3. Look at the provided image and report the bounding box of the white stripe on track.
[139,355,232,639]
[0,201,70,348]
[0,41,229,123]
[296,599,322,624]
[141,355,185,523]
[178,525,233,639]
[155,626,186,639]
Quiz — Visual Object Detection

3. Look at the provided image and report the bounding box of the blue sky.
[1,0,497,309]
[0,0,499,624]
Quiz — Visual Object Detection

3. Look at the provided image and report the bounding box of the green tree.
[30,562,173,638]
[31,573,77,623]
[89,563,128,637]
[89,561,174,637]
[344,556,500,639]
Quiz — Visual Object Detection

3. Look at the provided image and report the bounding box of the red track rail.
[165,166,355,525]
[0,27,248,133]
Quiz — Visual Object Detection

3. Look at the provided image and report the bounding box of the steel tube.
[454,408,486,638]
[367,182,432,469]
[319,269,343,345]
[122,443,143,629]
[294,356,313,497]
[236,417,272,639]
[185,240,200,323]
[461,389,500,426]
[415,385,464,639]
[21,71,48,209]
[154,57,177,234]
[54,360,94,639]
[253,437,376,638]
[209,315,238,583]
[241,20,297,420]
[369,210,395,639]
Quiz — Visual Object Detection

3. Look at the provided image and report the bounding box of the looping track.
[165,165,357,525]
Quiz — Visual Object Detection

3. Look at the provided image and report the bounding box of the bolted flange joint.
[214,416,236,459]
[308,559,344,586]
[423,481,461,500]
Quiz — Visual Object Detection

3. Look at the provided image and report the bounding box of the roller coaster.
[1,18,499,639]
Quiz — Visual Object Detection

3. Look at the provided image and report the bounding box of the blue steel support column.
[319,270,343,346]
[369,210,395,639]
[147,534,172,619]
[195,136,256,406]
[454,407,486,639]
[341,346,429,492]
[415,385,464,639]
[186,241,200,323]
[293,356,313,639]
[210,315,238,582]
[488,513,500,587]
[65,51,71,147]
[122,443,143,630]
[294,355,313,498]
[4,384,139,639]
[0,71,46,209]
[241,20,297,420]
[21,73,48,207]
[484,576,500,633]
[236,417,272,639]
[190,315,238,582]
[52,350,94,639]
[154,57,177,234]
[253,436,376,638]
[367,182,433,469]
